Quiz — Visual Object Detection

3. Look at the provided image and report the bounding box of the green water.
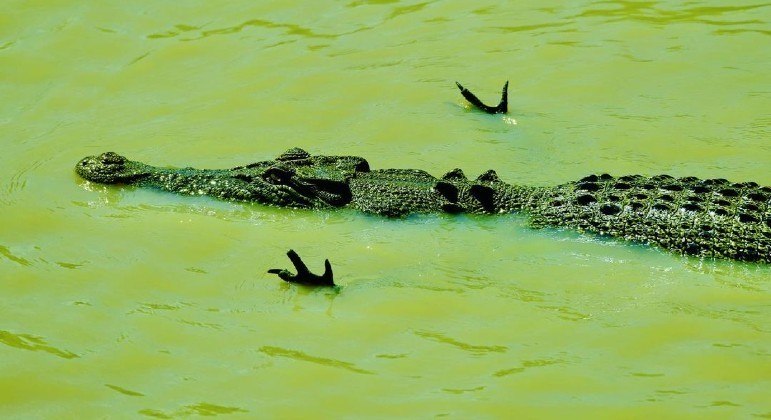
[1,1,770,417]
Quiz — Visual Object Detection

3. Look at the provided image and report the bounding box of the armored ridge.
[76,148,771,263]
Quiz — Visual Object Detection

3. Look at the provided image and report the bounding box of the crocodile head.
[75,152,151,184]
[76,148,371,209]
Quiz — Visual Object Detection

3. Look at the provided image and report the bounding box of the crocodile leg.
[268,249,335,287]
[456,81,508,114]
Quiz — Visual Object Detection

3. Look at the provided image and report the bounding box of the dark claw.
[268,249,335,287]
[456,81,508,114]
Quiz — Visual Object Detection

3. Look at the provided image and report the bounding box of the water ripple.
[714,28,770,36]
[177,319,223,331]
[105,384,145,397]
[0,330,79,359]
[493,358,565,377]
[386,1,432,19]
[442,385,485,394]
[128,302,193,315]
[2,157,49,206]
[145,2,440,45]
[346,0,434,21]
[148,19,351,41]
[139,403,248,418]
[0,245,31,266]
[203,19,336,39]
[574,1,770,30]
[414,330,508,355]
[491,20,574,33]
[669,303,768,332]
[259,345,374,374]
[347,0,400,6]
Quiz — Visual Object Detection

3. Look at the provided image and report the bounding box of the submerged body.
[76,148,771,263]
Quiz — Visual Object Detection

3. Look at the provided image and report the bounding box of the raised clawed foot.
[456,81,508,114]
[268,249,335,287]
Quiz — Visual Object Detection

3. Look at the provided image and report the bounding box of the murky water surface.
[1,1,770,417]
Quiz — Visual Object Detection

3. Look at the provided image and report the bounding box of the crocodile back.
[349,169,444,217]
[522,174,771,262]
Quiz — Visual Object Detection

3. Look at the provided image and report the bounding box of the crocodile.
[76,148,771,263]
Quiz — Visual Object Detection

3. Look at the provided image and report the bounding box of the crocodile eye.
[99,152,125,165]
[262,166,293,185]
